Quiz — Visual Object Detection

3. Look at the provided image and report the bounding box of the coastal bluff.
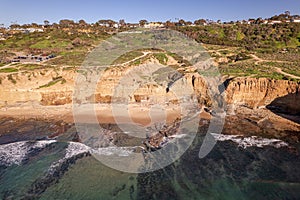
[0,67,299,115]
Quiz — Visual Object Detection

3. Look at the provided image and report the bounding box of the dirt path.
[250,54,300,79]
[275,67,300,79]
[0,63,14,69]
[114,51,151,67]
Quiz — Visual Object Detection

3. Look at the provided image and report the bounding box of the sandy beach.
[0,103,210,125]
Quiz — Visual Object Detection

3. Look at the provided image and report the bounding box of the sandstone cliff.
[225,77,300,114]
[0,67,299,115]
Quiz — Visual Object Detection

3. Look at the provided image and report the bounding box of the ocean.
[0,120,299,200]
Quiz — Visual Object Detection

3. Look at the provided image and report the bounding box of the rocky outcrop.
[41,91,73,106]
[225,77,300,111]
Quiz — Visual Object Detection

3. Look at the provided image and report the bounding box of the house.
[269,20,282,24]
[10,27,44,34]
[26,28,44,33]
[144,22,164,29]
[291,19,300,23]
[128,23,139,28]
[246,19,256,24]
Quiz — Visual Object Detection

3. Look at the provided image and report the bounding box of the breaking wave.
[211,133,289,149]
[0,140,56,166]
[0,134,289,168]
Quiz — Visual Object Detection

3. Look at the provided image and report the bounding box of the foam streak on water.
[0,140,56,166]
[47,143,135,174]
[47,142,91,174]
[211,133,289,149]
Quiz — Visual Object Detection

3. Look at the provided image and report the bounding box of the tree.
[285,11,291,16]
[98,19,116,27]
[79,19,87,25]
[165,20,175,28]
[31,23,38,27]
[255,17,263,24]
[139,19,148,27]
[9,22,20,29]
[119,19,126,27]
[59,19,75,28]
[178,19,186,26]
[44,20,50,26]
[194,19,207,25]
[78,19,88,28]
[185,21,193,26]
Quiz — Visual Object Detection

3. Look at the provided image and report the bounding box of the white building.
[292,19,300,23]
[26,28,44,33]
[144,22,164,29]
[269,20,282,24]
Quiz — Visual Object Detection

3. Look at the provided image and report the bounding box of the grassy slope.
[0,24,299,81]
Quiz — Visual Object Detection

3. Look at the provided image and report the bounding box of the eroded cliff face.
[0,66,299,115]
[0,68,75,106]
[225,78,300,113]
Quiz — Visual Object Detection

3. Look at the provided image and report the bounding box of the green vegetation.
[254,72,289,80]
[18,64,43,70]
[175,23,300,51]
[0,27,109,66]
[7,74,17,84]
[29,40,69,49]
[256,50,300,62]
[219,60,299,80]
[0,29,108,52]
[0,68,18,73]
[0,20,299,82]
[153,53,168,65]
[262,61,300,77]
[47,51,87,66]
[112,50,144,65]
[38,76,66,88]
[62,66,77,71]
[166,52,191,66]
[220,60,269,75]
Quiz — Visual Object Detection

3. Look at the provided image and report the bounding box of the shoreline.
[1,103,299,146]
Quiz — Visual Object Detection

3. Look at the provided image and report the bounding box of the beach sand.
[0,103,211,126]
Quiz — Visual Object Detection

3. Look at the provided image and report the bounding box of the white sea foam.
[0,139,137,169]
[0,134,289,168]
[2,133,288,170]
[0,140,56,166]
[211,133,288,149]
[65,142,91,159]
[91,146,133,157]
[48,142,91,173]
[48,142,135,173]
